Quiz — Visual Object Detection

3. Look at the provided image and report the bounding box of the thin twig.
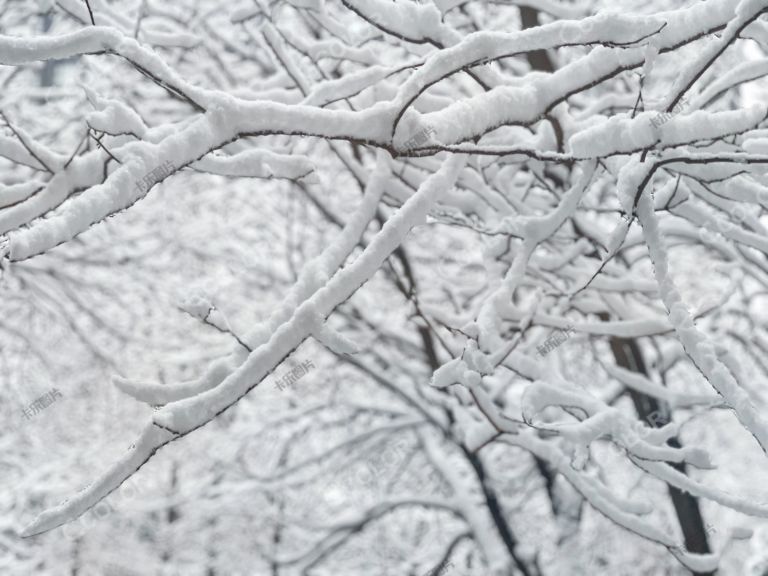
[0,110,53,173]
[88,129,122,164]
[83,0,95,25]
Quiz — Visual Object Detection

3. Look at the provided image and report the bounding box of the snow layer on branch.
[0,149,105,236]
[0,136,48,169]
[394,12,667,115]
[744,138,768,155]
[178,294,214,323]
[617,158,653,215]
[434,0,587,20]
[313,321,361,355]
[673,197,768,255]
[303,64,413,108]
[569,106,767,158]
[663,0,768,114]
[21,424,176,537]
[509,432,721,573]
[520,161,595,243]
[603,363,721,409]
[229,2,262,23]
[636,192,768,454]
[72,158,461,534]
[737,0,768,17]
[522,381,602,423]
[0,26,123,66]
[695,59,768,108]
[0,27,211,106]
[7,112,214,260]
[153,155,466,433]
[0,182,40,210]
[85,91,149,138]
[115,153,392,406]
[663,106,767,146]
[634,457,768,519]
[431,357,468,389]
[113,353,246,407]
[8,95,395,260]
[299,38,378,66]
[345,0,443,43]
[194,149,315,180]
[141,29,201,49]
[0,121,62,172]
[410,1,738,145]
[523,380,713,470]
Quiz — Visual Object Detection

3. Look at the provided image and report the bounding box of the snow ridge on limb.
[569,106,768,159]
[521,381,713,469]
[20,424,177,537]
[193,149,315,180]
[602,363,723,409]
[636,189,768,454]
[0,0,745,261]
[7,0,768,570]
[475,160,595,346]
[0,146,111,236]
[21,154,465,534]
[505,432,721,574]
[0,27,210,103]
[0,183,41,210]
[153,154,467,435]
[114,152,391,407]
[6,96,393,261]
[663,0,768,114]
[632,457,768,519]
[412,0,740,147]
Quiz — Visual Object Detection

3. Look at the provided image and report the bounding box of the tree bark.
[519,7,714,572]
[608,334,713,574]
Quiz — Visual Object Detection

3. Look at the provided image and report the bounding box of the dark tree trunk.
[518,7,714,573]
[608,334,713,574]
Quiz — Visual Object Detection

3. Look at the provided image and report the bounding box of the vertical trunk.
[518,8,713,572]
[518,8,556,77]
[463,447,540,576]
[608,334,713,573]
[205,517,217,576]
[70,536,82,576]
[392,246,536,576]
[270,499,284,576]
[162,462,180,568]
[40,11,56,89]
